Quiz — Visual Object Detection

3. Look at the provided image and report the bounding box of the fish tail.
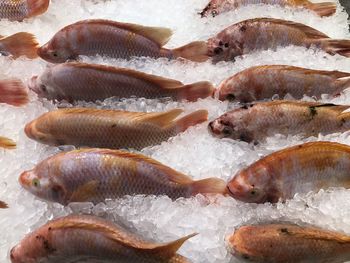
[307,2,337,17]
[0,79,29,106]
[176,81,215,101]
[175,110,208,132]
[191,177,228,195]
[172,41,209,62]
[0,201,8,208]
[320,39,350,57]
[0,32,39,59]
[27,0,50,17]
[169,254,193,263]
[333,76,350,96]
[0,136,16,149]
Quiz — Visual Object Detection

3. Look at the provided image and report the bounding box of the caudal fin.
[321,39,350,57]
[176,81,215,101]
[307,2,336,17]
[0,201,8,208]
[191,177,228,195]
[0,79,29,106]
[27,0,50,18]
[172,41,209,62]
[175,110,208,133]
[0,32,39,59]
[0,136,16,149]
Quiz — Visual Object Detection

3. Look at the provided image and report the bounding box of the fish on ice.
[0,32,38,58]
[0,79,28,106]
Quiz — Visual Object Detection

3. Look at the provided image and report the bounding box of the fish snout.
[28,76,39,93]
[19,171,31,188]
[24,122,33,139]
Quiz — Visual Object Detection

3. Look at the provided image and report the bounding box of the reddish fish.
[37,19,208,63]
[25,108,208,150]
[228,223,350,263]
[207,18,350,63]
[29,62,214,102]
[227,141,350,203]
[0,0,49,21]
[209,101,350,143]
[217,65,350,102]
[0,79,28,106]
[19,148,227,205]
[200,0,336,18]
[0,32,38,58]
[10,214,195,263]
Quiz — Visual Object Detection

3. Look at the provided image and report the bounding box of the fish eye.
[211,9,218,17]
[223,127,232,135]
[32,178,40,188]
[226,94,236,101]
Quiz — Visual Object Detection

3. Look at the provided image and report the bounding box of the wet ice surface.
[0,0,350,262]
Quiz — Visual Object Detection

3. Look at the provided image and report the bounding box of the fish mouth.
[24,122,34,139]
[19,171,31,188]
[28,76,39,94]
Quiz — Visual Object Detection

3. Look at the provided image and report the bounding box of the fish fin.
[0,136,16,149]
[168,254,192,263]
[174,81,215,101]
[172,41,209,62]
[307,2,337,17]
[0,201,8,208]
[320,39,350,57]
[174,110,208,133]
[27,0,50,17]
[0,79,28,106]
[73,20,172,47]
[134,109,184,128]
[252,18,329,39]
[191,178,228,196]
[276,66,350,79]
[69,180,100,202]
[334,76,350,93]
[0,32,39,58]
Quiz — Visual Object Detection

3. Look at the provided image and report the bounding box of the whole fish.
[227,141,350,203]
[207,18,350,63]
[37,19,208,63]
[200,0,336,18]
[10,214,195,263]
[0,79,28,106]
[25,108,208,150]
[0,0,49,21]
[209,101,350,143]
[0,200,8,208]
[0,32,38,58]
[0,136,16,149]
[216,65,350,102]
[227,223,350,263]
[19,148,227,205]
[29,62,214,102]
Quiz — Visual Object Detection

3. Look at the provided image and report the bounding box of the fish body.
[24,108,208,150]
[19,148,227,205]
[10,214,194,263]
[200,0,336,17]
[217,65,350,102]
[227,141,350,203]
[209,101,350,143]
[0,79,28,106]
[207,18,350,63]
[0,0,49,21]
[0,32,38,58]
[228,223,350,263]
[38,19,208,63]
[29,62,214,102]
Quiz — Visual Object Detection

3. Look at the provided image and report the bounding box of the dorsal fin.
[71,148,194,185]
[71,19,173,46]
[245,18,329,39]
[65,62,184,89]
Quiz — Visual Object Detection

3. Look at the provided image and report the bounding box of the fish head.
[24,114,60,145]
[199,1,220,17]
[227,166,271,203]
[28,66,60,100]
[208,109,253,142]
[217,78,254,102]
[207,34,243,63]
[19,159,67,204]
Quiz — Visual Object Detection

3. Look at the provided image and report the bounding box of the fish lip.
[28,76,39,94]
[19,171,30,188]
[24,122,33,138]
[226,185,236,198]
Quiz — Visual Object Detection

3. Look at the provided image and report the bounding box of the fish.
[24,108,208,150]
[0,200,8,208]
[0,79,28,106]
[0,0,49,21]
[209,101,350,143]
[19,148,227,205]
[216,65,350,102]
[227,223,350,263]
[200,0,336,18]
[10,214,195,263]
[37,19,208,63]
[207,18,350,63]
[0,32,39,58]
[227,141,350,203]
[29,62,214,102]
[0,136,16,149]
